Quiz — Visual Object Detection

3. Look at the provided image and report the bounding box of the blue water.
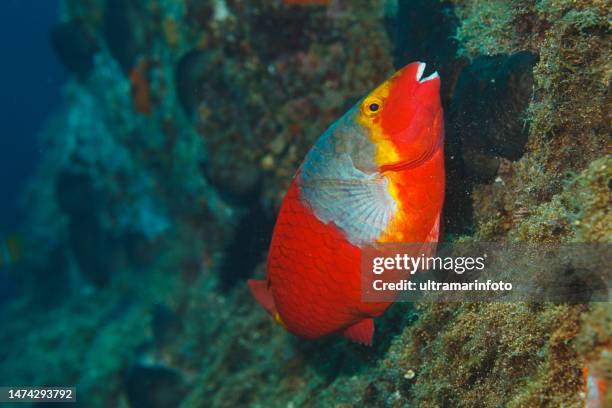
[0,0,65,231]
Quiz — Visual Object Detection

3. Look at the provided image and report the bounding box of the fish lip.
[416,62,439,83]
[420,71,439,83]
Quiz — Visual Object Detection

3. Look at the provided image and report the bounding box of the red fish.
[249,62,445,345]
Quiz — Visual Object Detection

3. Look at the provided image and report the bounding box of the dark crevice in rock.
[217,201,275,292]
[389,1,538,236]
[49,19,99,80]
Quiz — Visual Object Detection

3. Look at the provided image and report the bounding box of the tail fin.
[247,279,278,316]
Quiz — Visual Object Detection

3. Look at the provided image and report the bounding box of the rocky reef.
[1,0,609,407]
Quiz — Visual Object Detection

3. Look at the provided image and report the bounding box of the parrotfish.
[249,62,445,345]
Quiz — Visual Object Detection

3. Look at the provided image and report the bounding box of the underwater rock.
[49,19,98,80]
[218,203,274,292]
[246,3,317,63]
[129,57,152,115]
[536,265,609,303]
[175,50,224,115]
[124,364,188,408]
[122,232,157,271]
[363,378,398,406]
[152,303,183,349]
[202,159,262,204]
[67,219,108,287]
[461,149,502,183]
[55,172,97,219]
[391,0,460,77]
[185,0,214,28]
[55,172,109,287]
[451,51,538,181]
[30,245,71,306]
[177,49,263,202]
[103,0,146,72]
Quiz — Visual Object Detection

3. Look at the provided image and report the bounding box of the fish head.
[356,62,443,171]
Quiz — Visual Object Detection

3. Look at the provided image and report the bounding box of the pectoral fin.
[299,176,396,246]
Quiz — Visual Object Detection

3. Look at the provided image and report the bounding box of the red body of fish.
[249,62,445,345]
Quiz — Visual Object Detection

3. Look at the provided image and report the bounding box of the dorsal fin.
[342,318,374,346]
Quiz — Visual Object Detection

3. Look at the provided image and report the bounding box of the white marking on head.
[420,71,439,83]
[416,62,426,82]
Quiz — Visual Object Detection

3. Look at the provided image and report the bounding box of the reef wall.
[0,0,609,407]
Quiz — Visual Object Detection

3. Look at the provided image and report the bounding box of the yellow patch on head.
[356,74,413,244]
[356,79,400,167]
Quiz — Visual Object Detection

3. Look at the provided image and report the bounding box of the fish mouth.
[415,62,439,83]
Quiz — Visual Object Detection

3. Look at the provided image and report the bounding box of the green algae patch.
[454,0,520,58]
[381,303,587,407]
[460,0,610,243]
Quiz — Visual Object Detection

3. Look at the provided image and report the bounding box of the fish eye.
[362,97,383,117]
